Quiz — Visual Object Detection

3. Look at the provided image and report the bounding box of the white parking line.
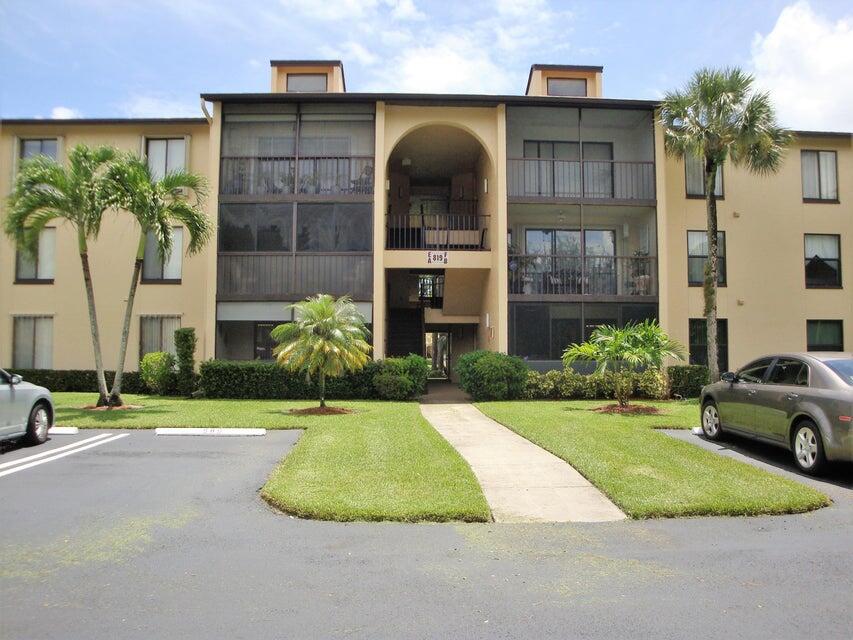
[155,428,266,436]
[0,433,112,471]
[0,434,128,478]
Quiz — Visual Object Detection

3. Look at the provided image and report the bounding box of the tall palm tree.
[104,156,210,406]
[660,67,791,380]
[271,294,372,408]
[5,144,120,406]
[563,320,685,406]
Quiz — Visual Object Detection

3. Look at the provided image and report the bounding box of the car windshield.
[824,359,853,386]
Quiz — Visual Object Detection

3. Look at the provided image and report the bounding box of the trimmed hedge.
[667,365,710,398]
[456,351,528,401]
[174,328,198,396]
[8,369,147,394]
[523,368,669,401]
[198,359,382,400]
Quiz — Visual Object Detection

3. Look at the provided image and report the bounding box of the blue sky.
[1,0,851,130]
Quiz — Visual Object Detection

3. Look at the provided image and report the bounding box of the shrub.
[139,352,176,395]
[174,327,198,397]
[523,369,563,400]
[667,365,710,398]
[402,353,430,395]
[372,371,415,400]
[7,369,146,394]
[456,351,528,401]
[198,359,380,400]
[634,368,669,399]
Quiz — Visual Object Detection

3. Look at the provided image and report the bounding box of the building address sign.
[427,251,448,265]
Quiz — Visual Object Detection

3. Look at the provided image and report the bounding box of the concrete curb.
[155,428,266,437]
[48,427,79,435]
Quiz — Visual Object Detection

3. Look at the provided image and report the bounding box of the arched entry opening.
[383,124,495,378]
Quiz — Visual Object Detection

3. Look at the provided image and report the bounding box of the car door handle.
[786,393,799,400]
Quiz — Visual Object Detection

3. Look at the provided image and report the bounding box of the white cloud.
[751,1,853,131]
[50,106,82,119]
[119,94,201,118]
[386,0,425,21]
[321,41,380,66]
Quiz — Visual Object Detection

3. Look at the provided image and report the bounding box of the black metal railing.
[220,155,374,196]
[418,275,444,308]
[217,253,373,299]
[507,159,655,201]
[386,214,489,250]
[508,254,657,296]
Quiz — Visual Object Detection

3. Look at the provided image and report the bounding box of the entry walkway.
[420,402,625,523]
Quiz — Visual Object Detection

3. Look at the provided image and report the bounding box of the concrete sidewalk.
[420,403,625,523]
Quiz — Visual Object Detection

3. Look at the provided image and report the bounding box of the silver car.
[700,353,853,474]
[0,368,54,446]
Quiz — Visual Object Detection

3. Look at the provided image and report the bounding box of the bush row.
[522,368,669,401]
[10,369,147,394]
[667,364,710,398]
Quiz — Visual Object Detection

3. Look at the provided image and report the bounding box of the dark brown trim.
[508,294,657,304]
[13,279,54,285]
[1,117,206,125]
[803,233,842,289]
[508,197,657,207]
[793,130,852,139]
[218,194,373,204]
[140,279,182,285]
[803,198,840,204]
[270,59,343,66]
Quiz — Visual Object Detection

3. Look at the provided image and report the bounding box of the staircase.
[387,308,424,357]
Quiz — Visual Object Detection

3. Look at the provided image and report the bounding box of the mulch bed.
[83,404,143,411]
[593,404,661,415]
[287,406,353,416]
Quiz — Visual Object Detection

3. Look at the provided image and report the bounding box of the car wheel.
[25,403,50,446]
[792,421,826,475]
[701,401,724,440]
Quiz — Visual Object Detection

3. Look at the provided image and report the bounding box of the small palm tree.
[5,144,120,406]
[660,67,790,380]
[562,320,685,406]
[104,156,210,406]
[271,294,372,408]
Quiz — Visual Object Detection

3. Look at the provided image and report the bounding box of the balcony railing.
[220,155,374,197]
[386,214,489,250]
[217,253,373,300]
[508,254,657,296]
[507,159,655,201]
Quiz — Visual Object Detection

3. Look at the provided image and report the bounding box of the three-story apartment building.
[1,60,851,379]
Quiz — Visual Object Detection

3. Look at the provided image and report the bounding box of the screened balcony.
[506,106,655,204]
[219,103,375,198]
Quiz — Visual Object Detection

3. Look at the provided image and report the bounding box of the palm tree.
[104,156,210,406]
[271,294,372,408]
[5,144,120,406]
[562,320,685,406]
[660,67,791,380]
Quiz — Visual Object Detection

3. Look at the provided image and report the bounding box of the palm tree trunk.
[109,231,146,406]
[704,159,720,382]
[78,230,109,406]
[319,371,326,408]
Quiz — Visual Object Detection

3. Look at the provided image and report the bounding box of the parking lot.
[1,429,851,640]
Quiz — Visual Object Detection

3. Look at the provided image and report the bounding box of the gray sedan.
[700,353,853,474]
[0,368,54,446]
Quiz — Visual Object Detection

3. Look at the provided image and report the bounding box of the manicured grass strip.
[476,400,830,519]
[261,402,491,522]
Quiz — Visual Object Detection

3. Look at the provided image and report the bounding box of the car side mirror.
[720,371,737,384]
[9,374,22,385]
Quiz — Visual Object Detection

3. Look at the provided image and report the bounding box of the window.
[824,359,853,386]
[296,202,372,252]
[254,322,277,360]
[807,320,843,352]
[687,231,726,286]
[140,316,180,358]
[738,357,774,384]
[12,316,53,369]
[286,74,328,92]
[685,155,723,197]
[15,228,55,283]
[142,227,183,282]
[146,138,185,180]
[547,78,587,97]
[768,358,809,386]
[804,234,841,288]
[689,318,729,373]
[218,203,293,252]
[801,150,838,201]
[20,138,58,160]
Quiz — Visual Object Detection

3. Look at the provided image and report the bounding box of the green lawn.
[476,400,830,519]
[52,393,491,523]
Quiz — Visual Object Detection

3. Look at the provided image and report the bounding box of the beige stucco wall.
[0,121,214,371]
[527,69,603,98]
[658,127,853,371]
